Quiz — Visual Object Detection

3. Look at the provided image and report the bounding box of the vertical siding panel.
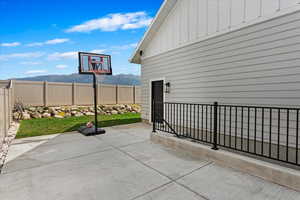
[157,28,162,55]
[231,0,245,27]
[174,5,180,48]
[186,0,191,42]
[160,22,166,54]
[169,10,175,50]
[150,37,156,56]
[219,0,231,31]
[149,35,155,56]
[162,20,167,52]
[195,0,200,38]
[189,0,198,41]
[245,0,260,21]
[262,0,279,15]
[281,0,300,9]
[166,18,171,51]
[217,0,220,32]
[162,21,166,53]
[183,0,189,43]
[198,0,207,38]
[142,0,300,59]
[167,17,172,51]
[207,0,219,34]
[179,0,184,45]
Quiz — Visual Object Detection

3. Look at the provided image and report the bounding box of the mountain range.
[14,74,141,85]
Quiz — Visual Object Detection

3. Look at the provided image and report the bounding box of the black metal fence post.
[212,102,219,150]
[152,100,156,133]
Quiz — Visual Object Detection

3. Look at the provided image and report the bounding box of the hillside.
[14,74,141,85]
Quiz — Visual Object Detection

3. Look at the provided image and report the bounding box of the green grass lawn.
[17,113,141,138]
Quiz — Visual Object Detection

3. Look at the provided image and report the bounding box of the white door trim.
[149,77,165,123]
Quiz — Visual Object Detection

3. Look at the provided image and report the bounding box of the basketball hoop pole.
[93,72,98,134]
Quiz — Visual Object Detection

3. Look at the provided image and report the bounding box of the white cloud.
[56,64,68,69]
[112,43,138,50]
[45,38,70,45]
[111,51,121,55]
[48,49,106,60]
[25,70,47,75]
[65,12,153,33]
[0,52,45,61]
[27,42,44,47]
[20,61,41,65]
[91,49,106,54]
[0,42,21,47]
[47,51,77,60]
[122,19,152,30]
[27,38,70,47]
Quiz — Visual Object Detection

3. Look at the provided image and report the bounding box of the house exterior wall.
[140,8,300,122]
[144,0,300,59]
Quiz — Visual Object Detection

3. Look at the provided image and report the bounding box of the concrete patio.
[0,123,300,200]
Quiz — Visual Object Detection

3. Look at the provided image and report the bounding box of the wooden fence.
[8,80,141,106]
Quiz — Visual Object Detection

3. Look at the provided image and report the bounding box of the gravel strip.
[0,122,19,173]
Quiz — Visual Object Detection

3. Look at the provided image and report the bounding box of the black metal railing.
[153,101,300,166]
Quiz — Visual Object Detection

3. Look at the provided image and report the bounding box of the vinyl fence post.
[116,85,118,104]
[10,80,15,107]
[133,85,136,104]
[43,81,48,107]
[212,101,219,150]
[72,82,76,105]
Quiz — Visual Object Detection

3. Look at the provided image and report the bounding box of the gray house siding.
[143,0,300,59]
[140,10,300,155]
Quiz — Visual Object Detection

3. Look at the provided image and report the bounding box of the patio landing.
[0,123,299,200]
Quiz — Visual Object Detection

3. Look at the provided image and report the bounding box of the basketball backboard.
[78,52,112,75]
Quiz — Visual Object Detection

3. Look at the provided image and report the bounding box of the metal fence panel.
[153,101,300,166]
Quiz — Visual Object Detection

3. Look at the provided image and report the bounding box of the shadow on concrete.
[65,117,142,132]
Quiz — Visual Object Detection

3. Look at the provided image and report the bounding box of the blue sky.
[0,0,163,79]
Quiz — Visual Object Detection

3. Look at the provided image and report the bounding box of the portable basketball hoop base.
[78,126,105,136]
[77,52,112,136]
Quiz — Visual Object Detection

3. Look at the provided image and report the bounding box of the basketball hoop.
[78,52,112,75]
[77,52,112,136]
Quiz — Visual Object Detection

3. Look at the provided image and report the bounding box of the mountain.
[14,74,141,85]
